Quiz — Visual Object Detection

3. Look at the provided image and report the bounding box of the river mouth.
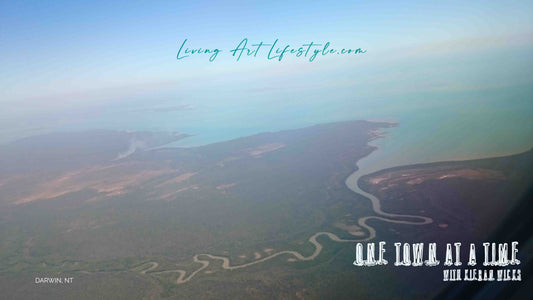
[135,133,434,284]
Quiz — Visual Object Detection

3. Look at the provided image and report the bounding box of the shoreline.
[134,124,433,284]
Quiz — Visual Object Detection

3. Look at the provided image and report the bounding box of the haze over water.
[1,2,532,173]
[2,83,532,175]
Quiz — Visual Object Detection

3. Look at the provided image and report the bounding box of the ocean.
[2,84,532,174]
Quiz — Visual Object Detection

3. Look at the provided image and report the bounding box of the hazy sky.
[1,1,532,131]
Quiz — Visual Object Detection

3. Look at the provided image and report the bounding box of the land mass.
[0,121,531,299]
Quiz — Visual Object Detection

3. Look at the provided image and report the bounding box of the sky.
[0,0,532,140]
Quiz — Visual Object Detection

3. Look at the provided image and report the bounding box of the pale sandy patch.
[335,222,365,237]
[216,183,236,190]
[369,176,388,184]
[158,185,199,201]
[14,165,174,205]
[245,143,285,157]
[406,178,424,185]
[155,172,197,188]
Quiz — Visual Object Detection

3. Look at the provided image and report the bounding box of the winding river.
[135,142,434,284]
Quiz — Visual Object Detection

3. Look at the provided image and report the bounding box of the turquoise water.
[356,85,533,173]
[162,84,532,172]
[2,84,532,171]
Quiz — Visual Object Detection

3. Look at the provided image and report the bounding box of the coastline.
[133,122,433,284]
